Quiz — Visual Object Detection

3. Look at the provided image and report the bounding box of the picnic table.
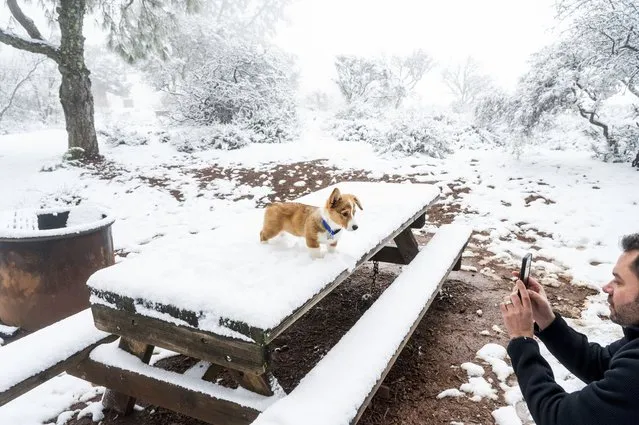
[72,181,451,424]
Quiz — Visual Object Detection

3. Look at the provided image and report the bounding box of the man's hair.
[621,233,639,279]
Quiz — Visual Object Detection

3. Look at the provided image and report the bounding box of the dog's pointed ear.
[329,187,341,207]
[353,196,363,210]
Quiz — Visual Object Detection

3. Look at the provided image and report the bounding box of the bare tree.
[0,57,45,123]
[387,49,434,108]
[442,57,492,109]
[334,51,433,108]
[334,55,387,104]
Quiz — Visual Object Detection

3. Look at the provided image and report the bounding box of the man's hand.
[500,280,534,339]
[511,272,555,330]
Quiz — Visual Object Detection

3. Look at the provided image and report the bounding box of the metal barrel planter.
[0,205,115,331]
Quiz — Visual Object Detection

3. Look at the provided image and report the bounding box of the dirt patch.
[192,159,416,206]
[51,160,597,425]
[524,194,555,206]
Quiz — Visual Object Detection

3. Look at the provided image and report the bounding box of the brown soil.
[39,159,597,425]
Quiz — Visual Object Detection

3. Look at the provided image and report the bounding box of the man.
[500,233,639,425]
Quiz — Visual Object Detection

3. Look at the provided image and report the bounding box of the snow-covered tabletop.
[88,182,439,341]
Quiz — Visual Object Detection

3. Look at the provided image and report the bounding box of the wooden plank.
[0,334,117,407]
[92,304,268,374]
[70,358,260,425]
[350,238,469,425]
[264,194,439,344]
[101,338,154,415]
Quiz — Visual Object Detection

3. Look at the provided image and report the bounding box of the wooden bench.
[0,309,115,406]
[251,224,472,425]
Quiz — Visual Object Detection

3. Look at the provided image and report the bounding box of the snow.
[460,377,498,400]
[493,406,523,425]
[461,362,485,377]
[0,324,18,337]
[0,376,96,425]
[251,224,472,425]
[0,119,636,424]
[0,205,114,240]
[87,182,440,334]
[0,309,110,395]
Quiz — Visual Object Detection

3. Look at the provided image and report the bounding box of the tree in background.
[138,3,297,145]
[334,55,388,105]
[497,41,625,155]
[473,0,639,165]
[558,0,639,96]
[558,0,639,164]
[173,38,298,141]
[334,50,433,109]
[0,47,62,128]
[84,46,134,110]
[141,1,292,94]
[385,50,433,108]
[0,0,200,157]
[442,57,493,111]
[0,53,44,125]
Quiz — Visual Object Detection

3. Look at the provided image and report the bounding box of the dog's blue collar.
[322,218,341,238]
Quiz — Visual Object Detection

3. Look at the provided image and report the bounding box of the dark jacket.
[507,313,639,425]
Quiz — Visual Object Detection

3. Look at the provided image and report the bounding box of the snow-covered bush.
[244,107,297,144]
[379,117,452,157]
[162,125,253,152]
[166,37,298,145]
[330,107,502,157]
[329,118,386,144]
[97,126,149,147]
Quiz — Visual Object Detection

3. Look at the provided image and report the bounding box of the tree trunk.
[57,0,99,157]
[577,106,619,155]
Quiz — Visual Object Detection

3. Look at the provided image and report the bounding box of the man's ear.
[353,196,363,210]
[329,187,341,207]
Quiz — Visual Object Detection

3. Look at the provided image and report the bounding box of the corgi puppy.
[260,188,363,258]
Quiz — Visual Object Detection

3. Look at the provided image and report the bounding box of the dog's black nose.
[352,225,358,231]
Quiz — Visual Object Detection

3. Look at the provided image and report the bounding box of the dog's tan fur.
[260,188,362,257]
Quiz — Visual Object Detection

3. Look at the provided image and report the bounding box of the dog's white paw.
[309,247,324,259]
[327,245,337,254]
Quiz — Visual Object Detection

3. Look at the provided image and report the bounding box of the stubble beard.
[609,296,639,327]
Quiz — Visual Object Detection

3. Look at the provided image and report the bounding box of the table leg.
[394,227,419,263]
[201,363,224,382]
[453,256,462,271]
[101,337,154,415]
[230,370,274,396]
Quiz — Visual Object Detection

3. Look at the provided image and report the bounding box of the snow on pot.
[0,205,115,331]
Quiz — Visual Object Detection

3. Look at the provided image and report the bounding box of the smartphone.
[519,253,533,287]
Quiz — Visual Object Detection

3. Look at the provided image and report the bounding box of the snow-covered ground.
[0,118,636,425]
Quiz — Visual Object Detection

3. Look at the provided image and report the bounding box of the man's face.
[603,250,639,327]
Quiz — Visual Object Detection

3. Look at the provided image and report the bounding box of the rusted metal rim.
[0,205,115,243]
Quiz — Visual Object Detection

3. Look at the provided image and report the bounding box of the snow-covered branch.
[6,0,45,40]
[0,28,60,62]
